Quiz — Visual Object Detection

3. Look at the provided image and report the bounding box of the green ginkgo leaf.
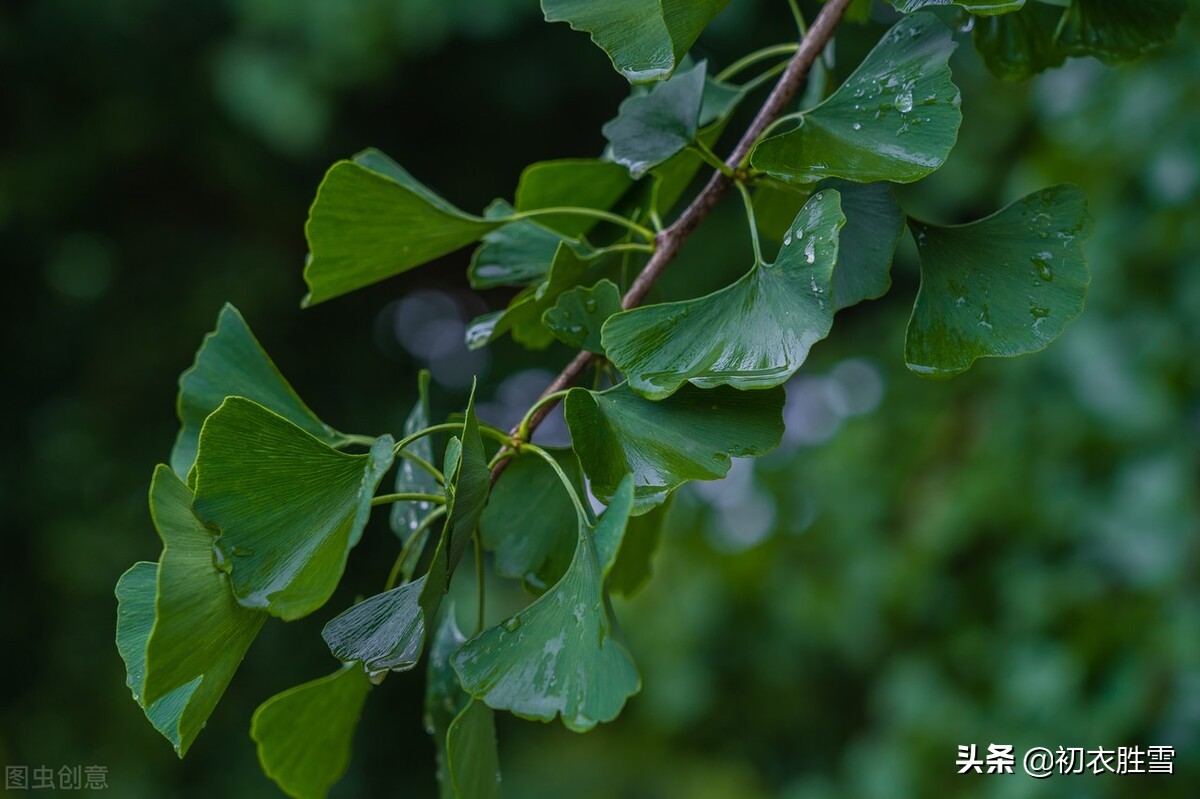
[514,160,635,238]
[972,2,1069,80]
[542,0,731,84]
[542,279,624,354]
[426,609,470,799]
[1057,0,1185,64]
[905,184,1093,378]
[170,304,346,480]
[608,494,673,598]
[139,466,266,748]
[751,14,961,185]
[466,243,608,350]
[818,179,905,310]
[251,666,371,799]
[564,383,785,515]
[323,387,489,675]
[303,148,501,306]
[889,0,1024,14]
[603,60,707,178]
[469,201,580,289]
[390,369,440,554]
[481,448,589,593]
[602,190,844,399]
[454,477,639,732]
[115,562,202,755]
[448,700,502,798]
[193,397,395,621]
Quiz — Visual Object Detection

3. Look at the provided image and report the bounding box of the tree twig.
[490,0,853,482]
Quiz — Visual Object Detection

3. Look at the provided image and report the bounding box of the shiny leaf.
[905,185,1093,378]
[193,398,395,620]
[514,159,634,238]
[603,60,706,178]
[251,666,371,799]
[602,190,844,399]
[141,467,266,743]
[481,448,588,593]
[453,477,639,732]
[819,179,905,310]
[751,14,961,185]
[608,494,673,598]
[303,148,500,305]
[324,387,489,674]
[542,279,624,354]
[564,383,785,515]
[542,0,731,84]
[889,0,1024,14]
[170,303,344,480]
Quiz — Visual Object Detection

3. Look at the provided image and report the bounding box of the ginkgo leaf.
[481,448,588,593]
[193,397,395,621]
[905,185,1093,378]
[469,202,579,289]
[819,179,905,310]
[564,383,785,515]
[542,279,624,354]
[466,243,608,350]
[602,190,844,399]
[390,370,440,560]
[251,666,371,799]
[751,14,961,185]
[170,303,346,480]
[542,0,731,84]
[889,0,1024,14]
[323,386,489,675]
[116,562,202,754]
[426,609,470,799]
[1056,0,1185,64]
[603,60,707,178]
[303,148,501,306]
[608,495,673,598]
[453,477,640,732]
[972,2,1069,80]
[140,466,266,747]
[514,160,635,238]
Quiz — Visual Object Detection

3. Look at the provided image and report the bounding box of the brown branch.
[491,0,854,481]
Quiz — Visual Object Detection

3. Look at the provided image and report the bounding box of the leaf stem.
[396,449,445,485]
[689,140,736,177]
[384,505,447,591]
[739,59,790,94]
[521,443,588,522]
[371,492,446,507]
[505,207,655,243]
[715,43,799,83]
[600,242,656,256]
[755,111,806,147]
[393,421,510,456]
[788,0,808,37]
[474,532,485,634]
[734,181,765,265]
[517,390,571,442]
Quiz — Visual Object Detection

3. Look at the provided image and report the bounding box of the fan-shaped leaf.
[608,495,673,598]
[171,304,345,480]
[469,201,579,289]
[564,383,785,515]
[602,190,843,399]
[481,448,588,593]
[542,0,731,84]
[972,2,1069,80]
[193,398,395,621]
[751,14,961,185]
[454,477,639,732]
[251,666,371,799]
[905,185,1093,378]
[819,179,905,310]
[543,279,623,354]
[303,148,501,305]
[603,60,707,178]
[514,160,635,238]
[1057,0,1185,64]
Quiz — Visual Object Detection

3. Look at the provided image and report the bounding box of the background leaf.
[514,159,634,238]
[890,0,1024,14]
[454,478,639,732]
[390,369,440,562]
[819,179,905,310]
[193,398,395,620]
[541,0,731,83]
[603,60,706,178]
[469,201,579,289]
[303,148,500,305]
[542,279,623,354]
[751,14,961,185]
[905,184,1093,378]
[603,190,844,399]
[1057,0,1185,64]
[448,700,502,799]
[607,495,673,598]
[251,666,371,799]
[564,383,785,515]
[170,303,344,480]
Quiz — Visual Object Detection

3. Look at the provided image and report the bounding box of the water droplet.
[503,617,522,633]
[955,296,965,307]
[960,16,975,33]
[895,89,913,114]
[852,122,862,131]
[583,298,597,313]
[1030,252,1054,281]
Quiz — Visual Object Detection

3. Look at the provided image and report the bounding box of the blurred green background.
[2,1,1197,796]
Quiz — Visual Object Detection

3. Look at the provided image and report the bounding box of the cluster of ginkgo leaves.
[116,1,1183,797]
